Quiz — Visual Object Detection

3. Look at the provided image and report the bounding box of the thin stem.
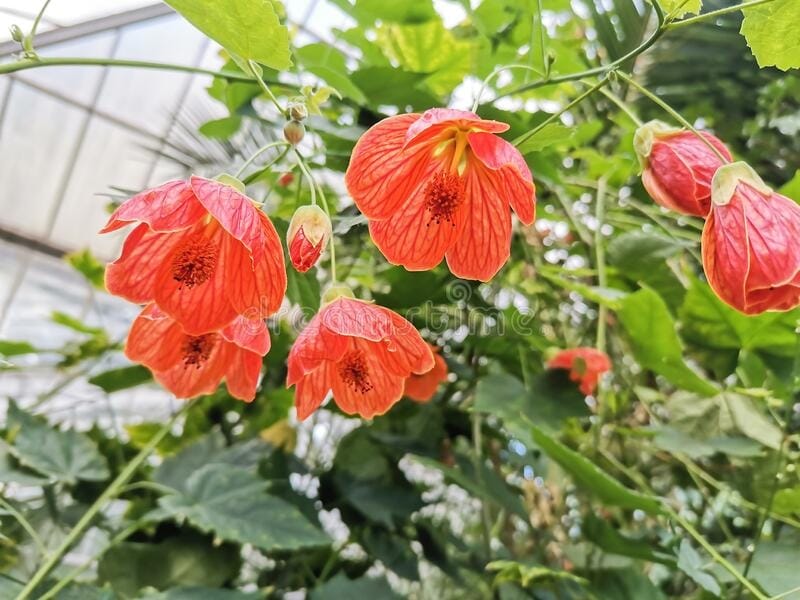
[0,497,48,557]
[535,0,547,75]
[471,64,544,112]
[293,149,317,207]
[249,60,285,115]
[594,177,608,352]
[29,0,53,41]
[234,140,289,178]
[14,401,194,600]
[668,0,778,30]
[513,78,610,148]
[597,87,644,126]
[771,584,800,600]
[294,150,337,282]
[472,411,493,559]
[0,56,260,82]
[243,146,291,186]
[615,70,730,163]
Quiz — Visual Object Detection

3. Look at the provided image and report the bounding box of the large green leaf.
[310,574,403,600]
[741,0,800,71]
[618,287,718,396]
[158,464,329,551]
[88,365,152,393]
[141,588,259,600]
[164,0,291,70]
[676,539,721,595]
[748,539,800,598]
[0,340,37,357]
[295,43,367,104]
[529,424,664,515]
[5,401,109,484]
[660,0,702,17]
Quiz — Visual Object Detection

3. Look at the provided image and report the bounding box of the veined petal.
[405,350,448,402]
[702,197,750,312]
[319,297,396,342]
[286,314,350,385]
[373,307,434,376]
[153,338,230,399]
[105,224,183,303]
[467,132,535,225]
[124,304,184,371]
[405,109,508,149]
[345,113,439,220]
[101,180,206,233]
[295,362,334,420]
[446,161,513,282]
[224,346,262,401]
[154,223,238,335]
[331,340,405,419]
[221,315,270,356]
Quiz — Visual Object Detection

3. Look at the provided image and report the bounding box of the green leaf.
[97,532,240,597]
[198,115,242,139]
[141,589,259,600]
[0,340,37,357]
[774,487,800,515]
[748,539,800,598]
[295,43,366,104]
[65,248,105,289]
[88,365,152,393]
[583,513,675,565]
[6,400,109,484]
[780,170,800,203]
[164,0,291,70]
[0,448,51,485]
[741,0,800,71]
[487,560,587,589]
[517,124,576,155]
[618,287,718,396]
[660,0,702,17]
[310,574,403,600]
[529,424,664,515]
[286,267,321,312]
[158,464,329,551]
[350,67,438,110]
[676,540,721,596]
[51,311,104,336]
[589,567,667,600]
[351,0,436,23]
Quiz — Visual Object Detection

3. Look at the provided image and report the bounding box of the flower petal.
[295,362,334,421]
[221,315,270,356]
[105,224,183,304]
[405,351,448,402]
[467,132,535,224]
[101,180,206,233]
[286,314,350,385]
[702,198,750,312]
[319,297,398,342]
[224,346,262,401]
[446,161,513,282]
[371,308,434,376]
[153,338,230,399]
[124,304,184,371]
[406,109,508,149]
[345,113,439,220]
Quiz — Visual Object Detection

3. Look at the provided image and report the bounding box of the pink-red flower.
[126,304,269,401]
[101,177,286,335]
[547,347,611,396]
[634,120,732,217]
[345,108,536,282]
[287,295,434,420]
[702,162,800,315]
[404,343,448,402]
[287,205,332,273]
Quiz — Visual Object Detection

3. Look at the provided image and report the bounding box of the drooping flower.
[287,205,332,273]
[404,343,449,402]
[287,293,434,420]
[634,120,732,217]
[547,347,611,396]
[702,162,800,315]
[126,304,269,401]
[101,176,286,335]
[345,108,536,282]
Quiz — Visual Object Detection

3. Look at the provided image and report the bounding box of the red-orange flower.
[101,177,286,335]
[547,347,611,396]
[404,343,448,402]
[702,162,800,315]
[287,205,332,273]
[287,295,434,420]
[345,108,536,282]
[634,120,732,217]
[126,304,269,401]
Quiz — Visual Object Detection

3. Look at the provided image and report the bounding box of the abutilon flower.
[287,294,434,420]
[702,162,800,315]
[101,177,286,335]
[547,347,611,396]
[404,343,448,403]
[634,120,732,217]
[126,304,269,401]
[345,108,536,282]
[278,172,295,187]
[287,205,332,272]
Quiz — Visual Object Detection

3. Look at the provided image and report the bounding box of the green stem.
[249,60,285,115]
[614,70,730,163]
[667,0,779,30]
[594,177,608,353]
[234,141,289,179]
[243,147,291,186]
[597,87,644,126]
[471,411,493,559]
[513,78,610,148]
[14,401,194,600]
[471,64,545,112]
[0,56,260,81]
[535,0,547,75]
[294,150,337,282]
[29,0,53,41]
[0,497,48,557]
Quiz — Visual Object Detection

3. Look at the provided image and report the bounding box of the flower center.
[181,334,215,368]
[171,234,218,288]
[338,350,373,394]
[424,171,465,226]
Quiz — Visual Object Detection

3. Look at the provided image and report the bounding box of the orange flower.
[101,177,286,335]
[286,205,332,273]
[126,304,269,401]
[547,347,611,396]
[634,121,732,218]
[287,295,434,420]
[702,162,800,315]
[404,343,448,402]
[345,108,536,282]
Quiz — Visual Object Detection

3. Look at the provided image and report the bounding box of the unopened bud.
[288,102,308,121]
[277,172,294,187]
[287,205,331,272]
[9,25,23,43]
[283,120,305,145]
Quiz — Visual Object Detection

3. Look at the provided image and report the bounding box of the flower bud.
[634,120,732,217]
[702,162,800,315]
[9,25,23,42]
[288,102,308,122]
[287,205,331,272]
[283,120,305,145]
[277,172,294,187]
